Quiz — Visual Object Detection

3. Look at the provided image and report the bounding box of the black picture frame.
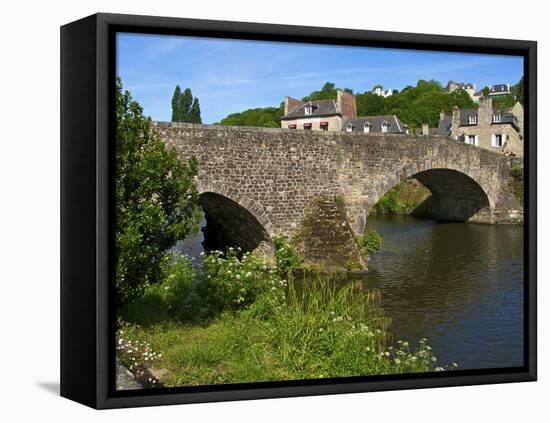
[60,12,537,409]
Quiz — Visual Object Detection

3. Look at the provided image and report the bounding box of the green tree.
[189,97,202,123]
[116,78,201,304]
[179,88,193,122]
[171,85,182,121]
[482,86,490,97]
[219,106,284,128]
[492,94,516,110]
[515,77,524,105]
[355,91,385,116]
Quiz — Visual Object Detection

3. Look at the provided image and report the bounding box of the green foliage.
[171,85,182,122]
[371,180,431,216]
[301,82,352,102]
[355,91,385,116]
[272,235,302,277]
[119,273,445,386]
[508,163,524,206]
[219,106,284,128]
[171,85,202,123]
[203,248,283,311]
[492,94,516,111]
[515,77,524,105]
[357,228,383,257]
[120,253,196,325]
[189,97,202,123]
[482,86,490,97]
[115,78,201,304]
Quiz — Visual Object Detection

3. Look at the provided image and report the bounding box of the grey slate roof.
[489,84,511,95]
[459,108,479,125]
[344,115,406,134]
[281,99,339,119]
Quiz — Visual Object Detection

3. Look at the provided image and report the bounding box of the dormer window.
[304,103,314,115]
[346,123,353,133]
[381,121,388,133]
[469,115,478,124]
[363,122,370,133]
[493,113,501,123]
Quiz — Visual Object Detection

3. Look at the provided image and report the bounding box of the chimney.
[421,123,430,136]
[284,96,304,115]
[337,90,357,120]
[451,106,460,137]
[478,97,493,125]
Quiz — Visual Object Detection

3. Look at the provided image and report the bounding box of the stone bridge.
[154,122,522,268]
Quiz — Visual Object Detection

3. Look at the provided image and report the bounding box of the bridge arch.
[365,166,493,225]
[197,185,272,253]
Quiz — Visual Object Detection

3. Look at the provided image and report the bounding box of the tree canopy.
[117,78,201,304]
[171,85,202,123]
[219,105,284,128]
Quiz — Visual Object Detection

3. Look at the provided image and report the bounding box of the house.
[372,85,393,97]
[447,81,477,101]
[489,84,512,97]
[343,115,408,134]
[436,97,523,157]
[281,90,357,131]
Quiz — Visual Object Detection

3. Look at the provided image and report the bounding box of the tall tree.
[116,78,201,304]
[189,97,202,123]
[515,77,524,105]
[179,88,193,122]
[171,85,182,121]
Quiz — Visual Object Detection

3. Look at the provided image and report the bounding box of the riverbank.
[116,246,443,388]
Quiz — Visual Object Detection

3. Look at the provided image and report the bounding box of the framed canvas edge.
[61,12,537,410]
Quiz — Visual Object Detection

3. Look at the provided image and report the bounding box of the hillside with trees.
[216,78,523,131]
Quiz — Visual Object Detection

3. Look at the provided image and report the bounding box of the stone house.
[436,97,523,157]
[489,83,512,97]
[447,80,477,101]
[280,90,357,131]
[343,115,408,134]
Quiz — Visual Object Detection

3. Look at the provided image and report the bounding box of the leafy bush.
[357,228,383,257]
[120,252,196,325]
[115,78,201,304]
[272,235,302,277]
[203,248,281,311]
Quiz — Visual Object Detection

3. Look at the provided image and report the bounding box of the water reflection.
[364,215,524,370]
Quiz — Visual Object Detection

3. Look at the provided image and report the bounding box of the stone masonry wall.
[153,122,522,237]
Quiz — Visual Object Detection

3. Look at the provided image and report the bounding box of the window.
[363,123,370,133]
[466,135,477,145]
[303,123,312,131]
[288,124,297,129]
[305,104,314,115]
[320,121,329,131]
[493,113,501,123]
[493,134,504,147]
[346,123,353,133]
[469,115,478,124]
[381,121,388,133]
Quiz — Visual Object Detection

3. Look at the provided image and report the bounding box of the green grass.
[117,256,445,387]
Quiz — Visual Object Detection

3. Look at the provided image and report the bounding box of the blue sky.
[117,33,524,124]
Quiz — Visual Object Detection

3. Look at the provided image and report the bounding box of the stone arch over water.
[198,191,271,253]
[366,168,493,223]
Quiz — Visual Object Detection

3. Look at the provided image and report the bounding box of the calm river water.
[176,215,524,371]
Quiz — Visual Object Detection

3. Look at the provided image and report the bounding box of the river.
[175,214,524,371]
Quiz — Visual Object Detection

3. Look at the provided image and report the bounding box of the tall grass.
[117,245,448,387]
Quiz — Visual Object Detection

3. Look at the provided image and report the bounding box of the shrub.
[203,248,282,311]
[357,228,383,257]
[272,235,302,277]
[115,78,201,305]
[120,252,196,325]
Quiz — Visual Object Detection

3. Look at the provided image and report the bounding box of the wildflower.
[394,358,401,365]
[402,341,409,348]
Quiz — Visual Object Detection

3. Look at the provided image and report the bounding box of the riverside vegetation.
[115,80,452,388]
[117,240,449,387]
